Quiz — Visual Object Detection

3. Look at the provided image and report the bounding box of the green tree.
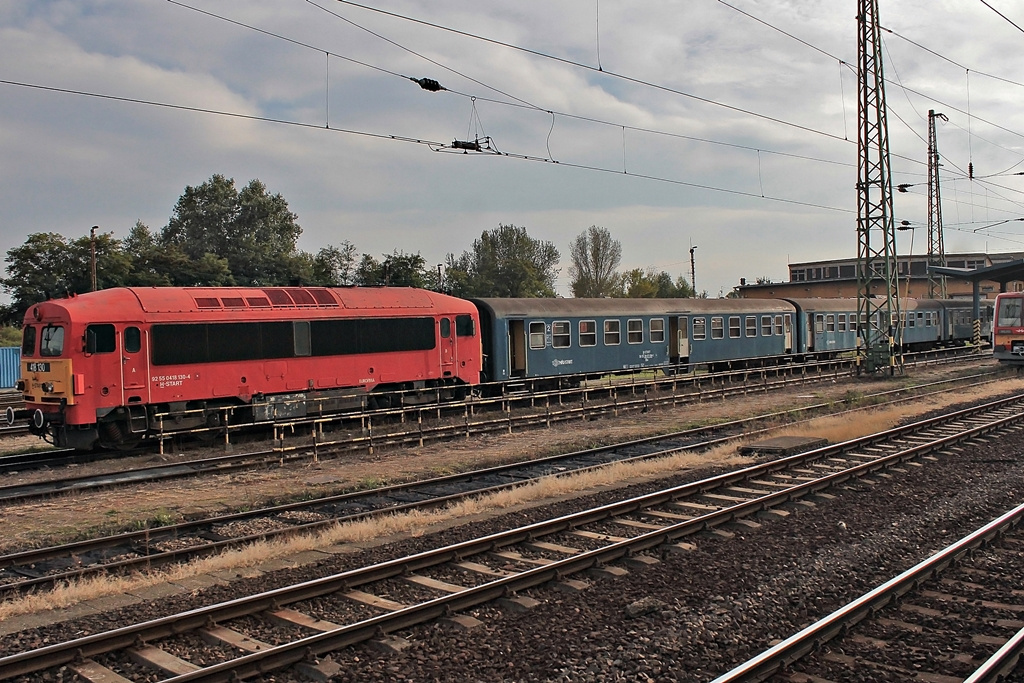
[355,251,428,287]
[0,230,131,321]
[617,268,693,298]
[568,226,622,298]
[445,224,560,298]
[310,241,359,286]
[123,221,233,287]
[162,174,304,286]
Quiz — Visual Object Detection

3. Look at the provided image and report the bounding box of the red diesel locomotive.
[16,286,481,449]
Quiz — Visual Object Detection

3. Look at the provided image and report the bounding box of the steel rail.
[0,361,999,506]
[1,392,1021,680]
[964,624,1024,683]
[0,372,1006,596]
[709,501,1024,683]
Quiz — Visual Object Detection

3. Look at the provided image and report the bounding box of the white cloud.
[1,0,1023,298]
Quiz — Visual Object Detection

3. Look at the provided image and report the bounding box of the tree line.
[0,175,696,325]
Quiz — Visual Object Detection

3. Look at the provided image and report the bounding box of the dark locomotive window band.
[151,317,437,366]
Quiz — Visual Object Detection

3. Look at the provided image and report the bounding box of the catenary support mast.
[927,109,948,299]
[856,0,902,374]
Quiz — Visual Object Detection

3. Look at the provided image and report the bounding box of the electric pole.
[689,245,697,297]
[927,109,948,299]
[856,0,902,374]
[90,225,98,292]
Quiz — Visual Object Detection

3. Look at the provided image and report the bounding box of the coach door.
[508,320,527,378]
[670,316,689,362]
[784,315,793,353]
[439,318,455,377]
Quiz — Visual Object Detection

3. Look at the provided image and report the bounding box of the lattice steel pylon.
[856,0,902,374]
[927,109,948,299]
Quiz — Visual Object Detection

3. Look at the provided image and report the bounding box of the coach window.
[552,321,571,348]
[729,317,741,339]
[21,325,36,356]
[711,317,724,339]
[85,324,116,354]
[693,318,707,340]
[125,327,142,354]
[907,313,915,328]
[650,318,665,343]
[604,319,620,345]
[579,320,597,347]
[761,316,772,336]
[745,316,757,337]
[440,318,451,339]
[826,315,835,332]
[293,321,311,357]
[815,314,824,333]
[529,322,546,349]
[774,315,783,336]
[838,315,846,333]
[627,319,643,344]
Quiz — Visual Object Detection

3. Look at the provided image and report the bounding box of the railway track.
[0,360,1000,506]
[1,387,1022,682]
[0,372,1008,596]
[0,346,980,464]
[713,502,1024,682]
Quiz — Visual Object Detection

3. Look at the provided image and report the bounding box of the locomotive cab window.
[529,322,546,349]
[998,298,1023,327]
[456,315,475,337]
[125,327,142,353]
[440,318,451,339]
[86,324,116,354]
[40,325,65,357]
[21,325,36,356]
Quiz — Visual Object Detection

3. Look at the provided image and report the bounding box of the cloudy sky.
[2,1,1023,297]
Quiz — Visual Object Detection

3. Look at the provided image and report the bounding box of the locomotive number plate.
[27,362,51,372]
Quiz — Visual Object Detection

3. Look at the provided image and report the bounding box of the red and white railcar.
[993,291,1024,364]
[17,286,481,449]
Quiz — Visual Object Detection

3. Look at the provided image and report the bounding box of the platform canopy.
[931,259,1024,320]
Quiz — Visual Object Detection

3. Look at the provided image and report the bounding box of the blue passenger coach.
[473,299,680,383]
[472,298,799,383]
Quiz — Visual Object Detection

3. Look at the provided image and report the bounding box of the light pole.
[689,246,697,296]
[90,225,99,292]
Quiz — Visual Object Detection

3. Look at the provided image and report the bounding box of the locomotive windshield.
[997,297,1024,328]
[21,325,36,356]
[39,325,65,357]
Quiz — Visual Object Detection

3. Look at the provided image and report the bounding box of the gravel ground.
[4,394,1024,682]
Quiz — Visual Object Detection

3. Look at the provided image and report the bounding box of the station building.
[736,252,1024,300]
